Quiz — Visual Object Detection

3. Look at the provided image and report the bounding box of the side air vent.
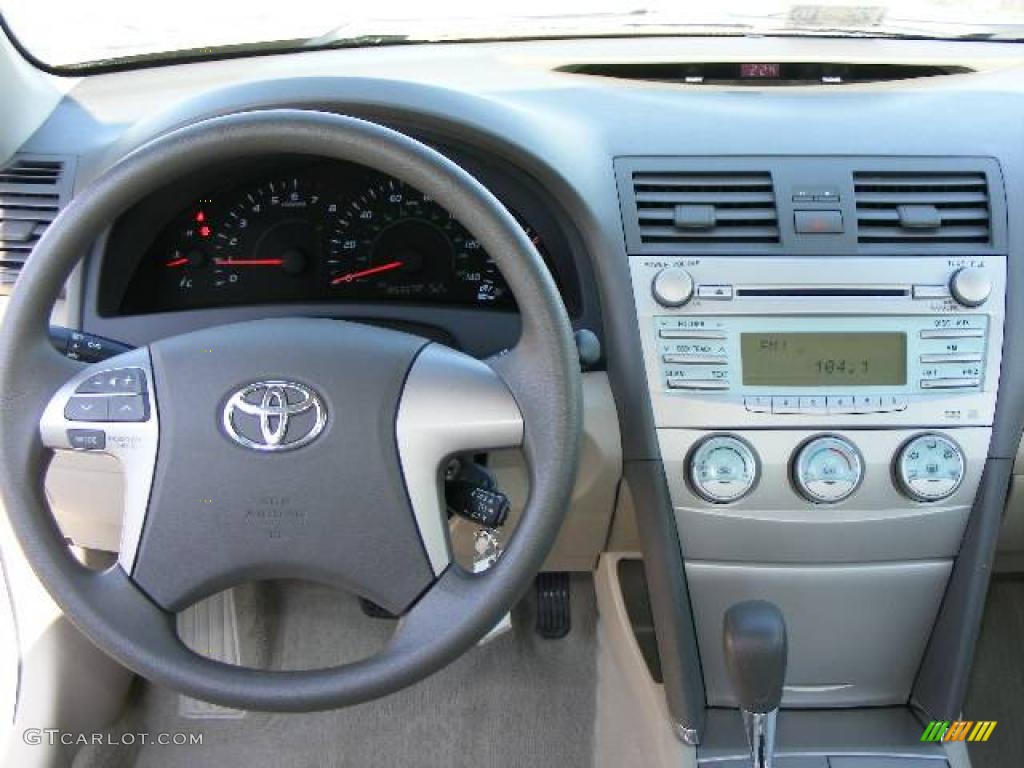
[853,170,992,247]
[628,170,779,250]
[0,154,74,292]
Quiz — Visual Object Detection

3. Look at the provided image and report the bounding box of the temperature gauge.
[794,435,863,504]
[688,435,759,503]
[896,433,965,502]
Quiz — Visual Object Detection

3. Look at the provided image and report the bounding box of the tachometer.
[156,175,322,307]
[325,177,511,305]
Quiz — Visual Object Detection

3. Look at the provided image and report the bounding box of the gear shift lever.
[722,601,787,768]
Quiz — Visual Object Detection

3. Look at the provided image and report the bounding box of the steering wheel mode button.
[64,396,109,421]
[66,429,106,450]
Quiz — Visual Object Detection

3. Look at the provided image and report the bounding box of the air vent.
[853,171,991,247]
[0,154,74,291]
[629,170,779,247]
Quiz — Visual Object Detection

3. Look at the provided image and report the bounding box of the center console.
[617,155,1008,758]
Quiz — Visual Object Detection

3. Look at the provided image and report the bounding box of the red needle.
[331,260,404,285]
[214,258,284,267]
[165,257,189,268]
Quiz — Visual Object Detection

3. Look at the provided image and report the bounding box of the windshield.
[3,0,1024,71]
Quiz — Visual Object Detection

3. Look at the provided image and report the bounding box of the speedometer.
[325,177,510,305]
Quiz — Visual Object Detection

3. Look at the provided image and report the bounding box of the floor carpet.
[72,576,598,768]
[963,576,1024,768]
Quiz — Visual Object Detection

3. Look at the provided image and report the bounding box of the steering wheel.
[0,110,581,711]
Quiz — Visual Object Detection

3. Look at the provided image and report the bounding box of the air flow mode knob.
[949,267,991,308]
[652,268,695,307]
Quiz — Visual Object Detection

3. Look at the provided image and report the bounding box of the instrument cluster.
[117,160,558,314]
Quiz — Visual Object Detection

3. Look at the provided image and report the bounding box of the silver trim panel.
[39,347,159,573]
[395,344,523,575]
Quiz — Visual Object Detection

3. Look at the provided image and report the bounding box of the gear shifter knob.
[722,600,787,768]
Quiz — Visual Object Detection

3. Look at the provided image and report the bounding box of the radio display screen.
[740,332,907,387]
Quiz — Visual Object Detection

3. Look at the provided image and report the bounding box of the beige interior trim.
[593,551,695,768]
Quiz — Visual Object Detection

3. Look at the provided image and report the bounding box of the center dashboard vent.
[619,166,779,252]
[0,154,75,292]
[853,170,993,247]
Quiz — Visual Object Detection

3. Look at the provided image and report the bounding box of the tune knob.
[652,268,695,308]
[949,267,991,308]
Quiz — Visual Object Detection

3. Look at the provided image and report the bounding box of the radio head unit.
[631,256,1004,429]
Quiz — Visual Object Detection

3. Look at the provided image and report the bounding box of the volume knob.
[949,267,991,308]
[652,268,695,308]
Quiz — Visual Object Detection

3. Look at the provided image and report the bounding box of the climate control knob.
[689,435,758,503]
[896,433,965,502]
[652,268,695,308]
[949,267,991,308]
[793,435,863,504]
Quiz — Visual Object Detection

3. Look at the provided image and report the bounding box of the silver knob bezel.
[895,432,966,503]
[792,434,864,504]
[687,433,760,504]
[651,267,695,308]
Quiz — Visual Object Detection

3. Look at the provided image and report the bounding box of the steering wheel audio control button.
[64,396,109,422]
[107,395,149,422]
[76,367,147,394]
[66,429,106,450]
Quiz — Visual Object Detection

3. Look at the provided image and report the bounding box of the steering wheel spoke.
[396,344,523,575]
[39,347,159,573]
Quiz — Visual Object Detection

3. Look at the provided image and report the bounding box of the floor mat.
[72,576,597,768]
[963,576,1024,768]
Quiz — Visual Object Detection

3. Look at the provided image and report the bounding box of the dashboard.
[8,32,1024,757]
[113,159,556,314]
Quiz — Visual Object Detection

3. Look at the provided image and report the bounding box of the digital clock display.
[740,332,907,387]
[740,63,781,78]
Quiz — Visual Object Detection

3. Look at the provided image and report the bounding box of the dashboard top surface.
[12,32,1024,458]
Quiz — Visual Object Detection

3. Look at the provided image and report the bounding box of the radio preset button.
[851,394,883,413]
[798,396,828,414]
[744,396,772,413]
[826,395,855,413]
[771,395,801,414]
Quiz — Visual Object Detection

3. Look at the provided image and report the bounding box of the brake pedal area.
[177,589,246,719]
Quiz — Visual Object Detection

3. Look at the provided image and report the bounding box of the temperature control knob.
[689,435,758,503]
[896,433,965,502]
[652,268,695,308]
[793,435,863,504]
[949,267,991,308]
